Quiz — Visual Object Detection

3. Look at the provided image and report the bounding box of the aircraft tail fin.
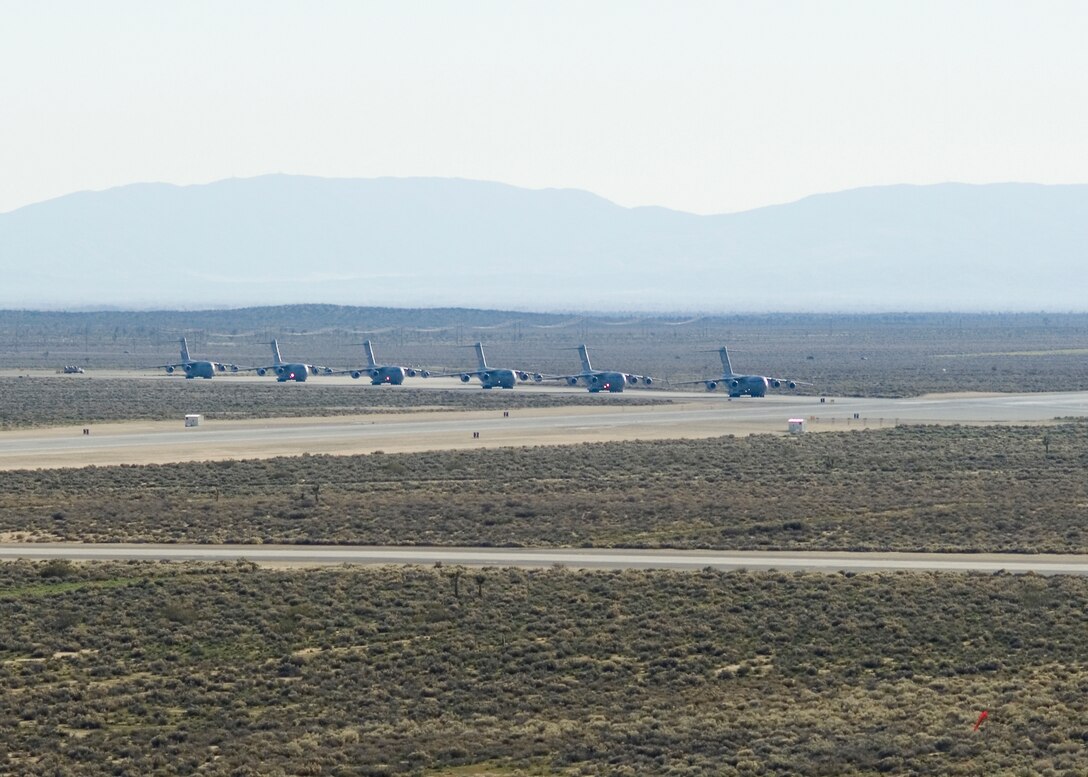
[474,342,488,371]
[719,346,735,378]
[270,339,284,365]
[179,337,191,363]
[363,340,378,369]
[577,344,593,373]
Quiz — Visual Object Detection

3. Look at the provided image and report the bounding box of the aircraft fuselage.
[178,361,216,379]
[272,363,311,382]
[728,375,770,397]
[353,366,407,385]
[463,368,517,389]
[581,371,627,393]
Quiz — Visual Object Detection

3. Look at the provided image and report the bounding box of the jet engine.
[481,372,491,382]
[516,371,529,381]
[350,370,363,380]
[216,363,227,372]
[625,374,638,385]
[230,365,239,373]
[257,367,268,376]
[420,370,430,378]
[787,381,797,389]
[729,379,740,389]
[165,366,175,374]
[533,373,544,382]
[184,364,194,374]
[771,379,782,388]
[642,376,653,386]
[406,368,417,377]
[323,367,334,375]
[370,369,381,379]
[706,381,717,391]
[567,377,579,386]
[308,366,320,375]
[460,373,472,383]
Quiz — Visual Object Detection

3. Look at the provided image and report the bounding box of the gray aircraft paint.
[554,344,653,393]
[680,346,808,397]
[346,340,427,384]
[155,337,237,379]
[255,339,331,382]
[430,342,542,389]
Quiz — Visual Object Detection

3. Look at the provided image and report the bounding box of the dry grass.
[2,422,1087,553]
[1,560,1086,775]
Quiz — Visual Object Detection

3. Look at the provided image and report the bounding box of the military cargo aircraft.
[155,337,238,379]
[252,339,332,382]
[551,344,653,393]
[676,346,810,397]
[342,340,428,384]
[429,342,543,389]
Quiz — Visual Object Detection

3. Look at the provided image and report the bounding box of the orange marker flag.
[973,710,989,731]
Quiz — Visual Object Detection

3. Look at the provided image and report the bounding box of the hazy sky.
[3,1,1086,215]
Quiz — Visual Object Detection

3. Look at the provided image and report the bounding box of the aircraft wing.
[425,368,544,382]
[233,363,278,375]
[333,365,429,376]
[153,360,240,370]
[427,369,484,378]
[422,369,492,386]
[671,378,719,386]
[538,373,580,381]
[539,372,592,386]
[423,367,532,378]
[242,362,333,375]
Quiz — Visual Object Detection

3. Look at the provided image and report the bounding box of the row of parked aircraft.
[157,338,809,396]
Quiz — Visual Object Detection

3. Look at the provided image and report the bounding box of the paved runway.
[3,542,1087,575]
[2,389,1087,470]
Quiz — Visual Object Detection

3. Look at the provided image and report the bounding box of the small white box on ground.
[788,418,805,434]
[184,414,203,428]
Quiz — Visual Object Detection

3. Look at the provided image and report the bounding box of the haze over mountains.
[2,175,1085,312]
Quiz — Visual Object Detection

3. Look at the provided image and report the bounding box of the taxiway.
[2,542,1087,575]
[2,388,1087,470]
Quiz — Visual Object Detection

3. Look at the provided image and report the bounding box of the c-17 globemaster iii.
[250,339,332,382]
[155,337,238,379]
[675,346,811,397]
[550,344,653,393]
[342,340,429,384]
[428,342,543,389]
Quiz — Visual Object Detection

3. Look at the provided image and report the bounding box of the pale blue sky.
[2,0,1086,214]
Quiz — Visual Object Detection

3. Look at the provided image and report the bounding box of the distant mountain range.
[2,175,1086,312]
